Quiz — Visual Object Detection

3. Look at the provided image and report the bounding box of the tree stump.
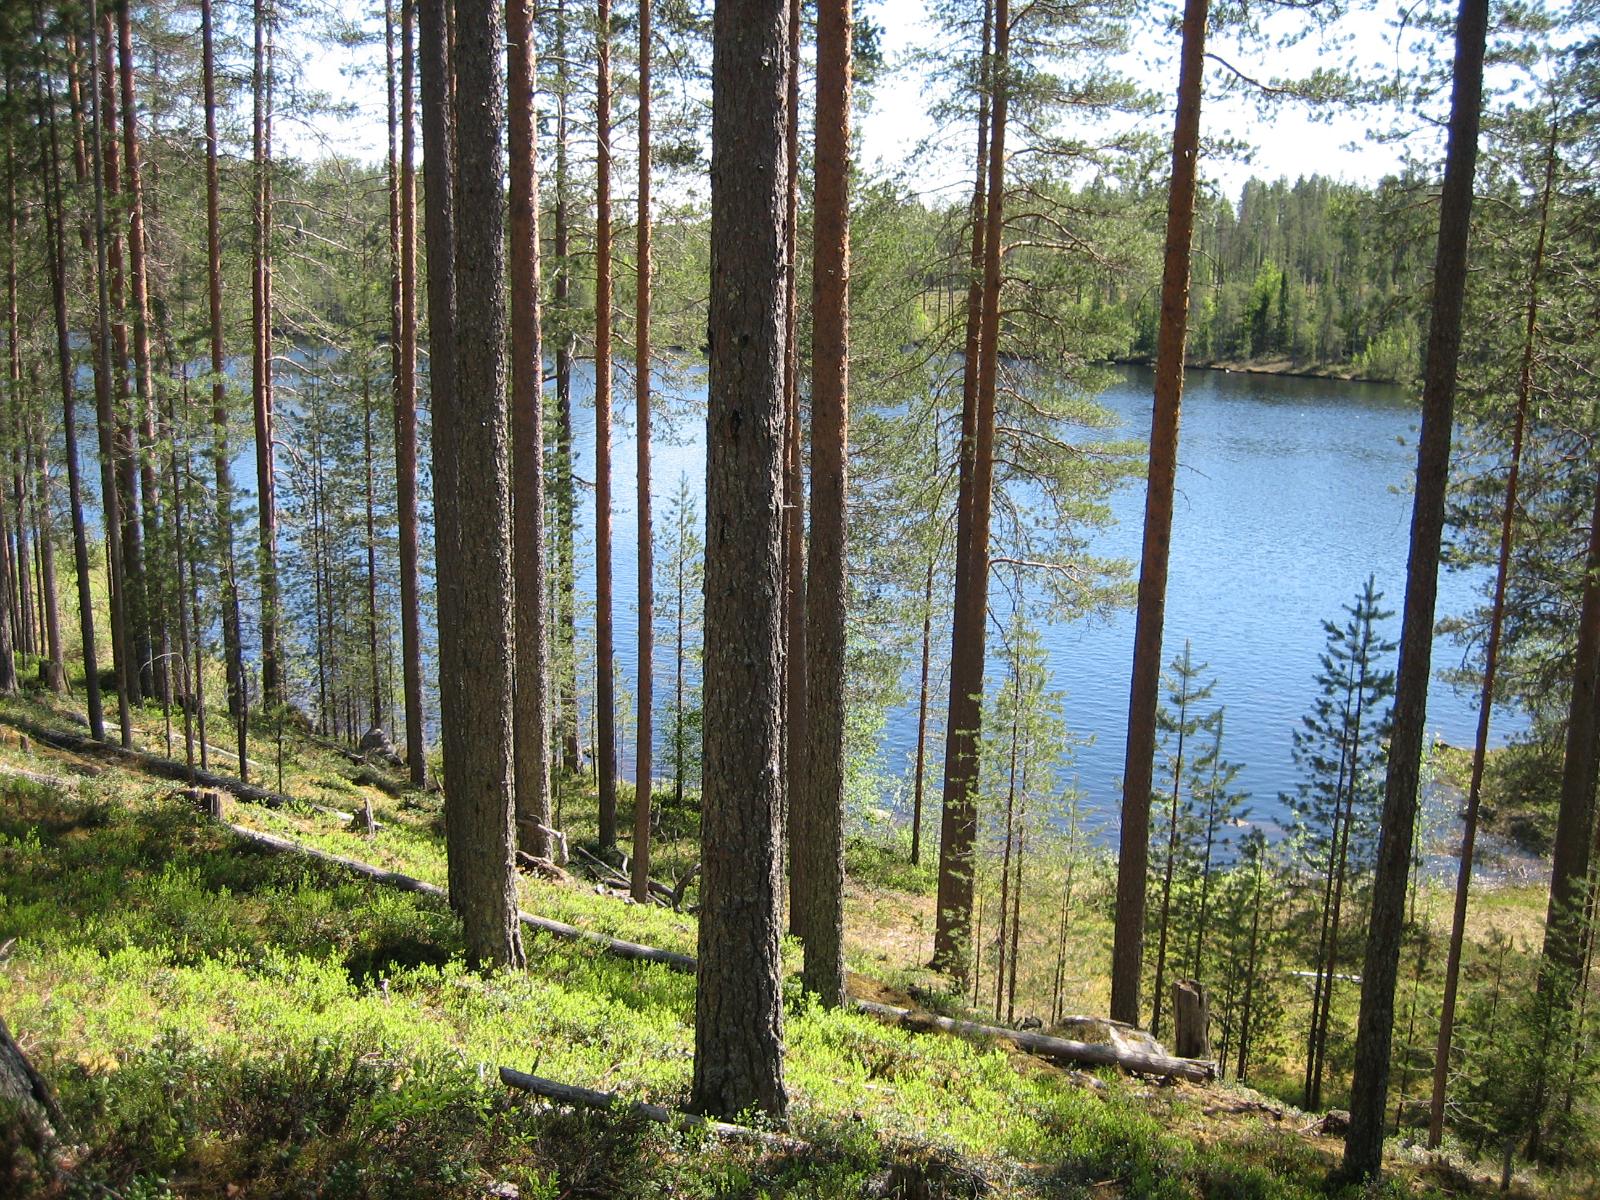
[1172,979,1211,1061]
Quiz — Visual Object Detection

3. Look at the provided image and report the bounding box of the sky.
[286,0,1426,205]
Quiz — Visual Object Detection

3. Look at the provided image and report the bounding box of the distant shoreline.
[1112,355,1403,386]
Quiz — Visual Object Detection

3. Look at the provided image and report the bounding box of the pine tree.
[508,0,550,858]
[1147,640,1215,1042]
[1344,0,1488,1175]
[692,0,790,1122]
[593,0,619,853]
[797,0,852,1007]
[659,475,702,811]
[1112,0,1207,1028]
[1290,575,1395,1110]
[631,0,656,903]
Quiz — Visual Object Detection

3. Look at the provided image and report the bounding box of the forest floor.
[0,687,1581,1199]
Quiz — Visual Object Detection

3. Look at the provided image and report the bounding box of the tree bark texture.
[691,0,791,1122]
[435,0,525,970]
[1343,0,1487,1178]
[418,0,517,966]
[799,0,851,1008]
[934,0,1007,983]
[1110,0,1206,1027]
[781,0,807,940]
[508,0,551,858]
[631,0,656,903]
[594,0,618,850]
[395,0,428,786]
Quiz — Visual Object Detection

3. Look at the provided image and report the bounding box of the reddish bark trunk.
[1427,121,1557,1149]
[933,0,1006,983]
[1343,0,1488,1178]
[508,0,551,856]
[798,0,851,1007]
[631,0,656,902]
[1110,0,1206,1026]
[595,0,618,849]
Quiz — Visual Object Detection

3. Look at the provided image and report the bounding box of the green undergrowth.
[0,777,1452,1199]
[0,693,1555,1197]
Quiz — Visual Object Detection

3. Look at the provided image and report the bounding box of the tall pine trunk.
[1427,119,1557,1150]
[116,0,165,706]
[509,0,551,858]
[201,0,244,724]
[84,2,134,744]
[1542,476,1600,988]
[798,0,851,1006]
[1110,0,1206,1026]
[419,0,526,969]
[630,0,655,902]
[552,0,579,776]
[934,0,1007,983]
[781,0,807,938]
[37,47,101,727]
[393,0,427,785]
[251,0,281,706]
[910,551,935,866]
[593,0,618,850]
[692,0,790,1122]
[99,23,146,707]
[1342,0,1488,1178]
[931,0,990,974]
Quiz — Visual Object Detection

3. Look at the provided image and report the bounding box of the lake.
[568,362,1517,839]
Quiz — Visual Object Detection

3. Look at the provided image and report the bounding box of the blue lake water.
[204,355,1510,839]
[568,362,1516,838]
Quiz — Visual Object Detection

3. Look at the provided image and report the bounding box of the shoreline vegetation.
[1114,355,1406,386]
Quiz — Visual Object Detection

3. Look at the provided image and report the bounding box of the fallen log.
[851,1000,1216,1083]
[498,1067,801,1148]
[0,714,364,826]
[222,823,698,972]
[0,763,80,792]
